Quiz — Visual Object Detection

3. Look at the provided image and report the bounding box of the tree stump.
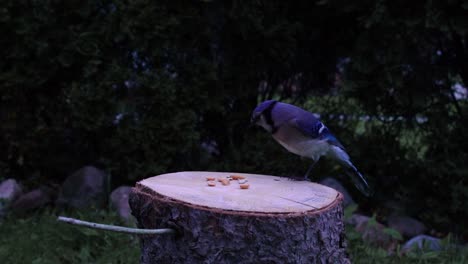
[129,171,349,264]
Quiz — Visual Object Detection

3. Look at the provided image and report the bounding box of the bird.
[250,99,372,196]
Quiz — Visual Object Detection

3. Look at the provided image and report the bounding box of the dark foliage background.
[1,0,467,236]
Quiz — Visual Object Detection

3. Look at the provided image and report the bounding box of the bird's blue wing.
[290,116,346,150]
[291,117,323,139]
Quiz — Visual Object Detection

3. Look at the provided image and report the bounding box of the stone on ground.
[57,166,107,208]
[110,186,133,221]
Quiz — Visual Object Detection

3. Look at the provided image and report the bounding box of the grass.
[0,210,139,264]
[0,210,467,263]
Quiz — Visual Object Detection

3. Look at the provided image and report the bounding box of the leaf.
[79,228,99,237]
[366,214,378,228]
[382,227,403,240]
[347,229,362,240]
[420,251,440,259]
[344,204,358,219]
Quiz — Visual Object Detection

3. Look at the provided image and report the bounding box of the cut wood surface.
[138,171,339,214]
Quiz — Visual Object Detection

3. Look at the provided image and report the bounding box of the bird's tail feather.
[344,163,372,197]
[329,146,372,196]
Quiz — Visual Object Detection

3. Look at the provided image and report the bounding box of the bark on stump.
[129,171,349,264]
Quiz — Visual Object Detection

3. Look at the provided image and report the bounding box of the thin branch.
[57,216,176,235]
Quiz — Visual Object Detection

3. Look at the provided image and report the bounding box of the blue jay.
[251,100,371,196]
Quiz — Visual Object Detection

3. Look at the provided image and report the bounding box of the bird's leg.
[303,159,319,181]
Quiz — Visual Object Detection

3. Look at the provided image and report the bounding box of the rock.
[12,188,51,214]
[110,186,133,221]
[57,166,107,209]
[0,179,23,202]
[355,218,399,252]
[402,235,442,252]
[387,215,427,238]
[345,213,370,227]
[320,177,355,206]
[0,179,23,217]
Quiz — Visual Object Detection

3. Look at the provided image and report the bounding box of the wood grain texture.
[138,171,338,214]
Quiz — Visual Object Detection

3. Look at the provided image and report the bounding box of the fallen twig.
[57,216,175,235]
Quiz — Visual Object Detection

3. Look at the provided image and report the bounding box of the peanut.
[207,181,216,187]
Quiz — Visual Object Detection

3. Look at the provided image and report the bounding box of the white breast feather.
[276,138,331,161]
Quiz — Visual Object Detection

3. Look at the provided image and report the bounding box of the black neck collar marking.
[263,101,278,134]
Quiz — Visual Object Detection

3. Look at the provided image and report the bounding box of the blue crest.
[253,100,277,114]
